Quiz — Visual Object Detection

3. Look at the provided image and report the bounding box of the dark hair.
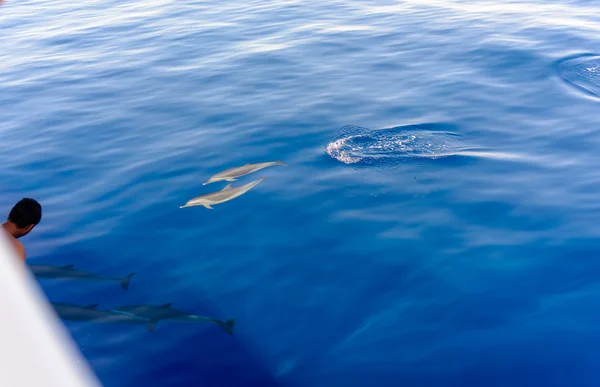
[8,198,42,228]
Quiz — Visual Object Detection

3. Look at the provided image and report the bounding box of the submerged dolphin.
[30,264,135,290]
[110,303,235,335]
[180,178,264,209]
[51,303,156,331]
[203,161,286,185]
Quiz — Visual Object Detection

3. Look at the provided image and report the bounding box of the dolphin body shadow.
[51,302,156,331]
[110,303,235,335]
[30,264,135,290]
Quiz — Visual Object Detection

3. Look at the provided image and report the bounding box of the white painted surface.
[0,231,101,387]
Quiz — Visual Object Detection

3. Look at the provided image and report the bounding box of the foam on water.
[326,124,558,169]
[326,124,465,166]
[556,54,600,100]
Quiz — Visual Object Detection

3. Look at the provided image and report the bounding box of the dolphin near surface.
[30,264,135,290]
[180,178,264,209]
[203,161,286,185]
[51,303,157,331]
[110,303,235,335]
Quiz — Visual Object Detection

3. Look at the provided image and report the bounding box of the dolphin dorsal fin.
[62,264,75,269]
[222,184,232,191]
[85,304,98,309]
[159,303,172,308]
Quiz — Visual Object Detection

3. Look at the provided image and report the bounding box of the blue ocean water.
[2,0,600,386]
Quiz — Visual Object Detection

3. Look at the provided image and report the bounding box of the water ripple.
[556,53,600,100]
[326,124,464,166]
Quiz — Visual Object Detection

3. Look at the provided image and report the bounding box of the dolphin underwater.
[180,178,264,209]
[51,303,157,331]
[110,303,235,335]
[29,264,135,290]
[203,161,286,185]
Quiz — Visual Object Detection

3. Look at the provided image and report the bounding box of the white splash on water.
[326,137,363,164]
[326,125,565,167]
[326,127,463,165]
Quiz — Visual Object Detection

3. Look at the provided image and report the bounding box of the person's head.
[7,198,42,238]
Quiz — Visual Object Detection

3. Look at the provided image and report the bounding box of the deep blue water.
[2,0,600,386]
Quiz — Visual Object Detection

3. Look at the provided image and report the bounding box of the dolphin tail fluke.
[276,160,287,166]
[120,273,135,290]
[146,320,158,332]
[222,319,235,335]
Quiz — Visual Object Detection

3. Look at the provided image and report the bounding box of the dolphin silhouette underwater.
[180,178,264,209]
[30,264,135,290]
[51,303,157,331]
[109,303,235,335]
[203,161,286,185]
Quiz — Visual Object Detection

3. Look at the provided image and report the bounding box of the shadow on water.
[124,294,282,387]
[122,319,281,387]
[32,252,281,386]
[54,296,282,387]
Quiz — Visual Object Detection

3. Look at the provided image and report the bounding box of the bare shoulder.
[12,239,26,262]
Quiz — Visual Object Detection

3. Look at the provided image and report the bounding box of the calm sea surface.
[2,1,600,386]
